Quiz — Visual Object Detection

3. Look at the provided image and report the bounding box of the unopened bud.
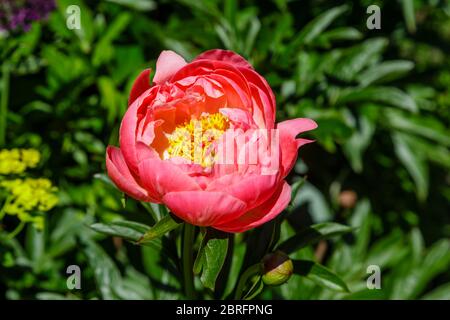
[262,251,293,286]
[338,190,357,209]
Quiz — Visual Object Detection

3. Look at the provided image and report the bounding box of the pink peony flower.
[106,49,317,233]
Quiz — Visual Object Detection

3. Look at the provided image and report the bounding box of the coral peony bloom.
[106,49,317,233]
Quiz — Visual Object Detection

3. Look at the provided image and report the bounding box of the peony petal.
[213,182,291,233]
[171,60,252,110]
[153,50,187,85]
[138,159,201,199]
[194,49,253,70]
[239,68,276,129]
[129,69,152,106]
[119,86,161,174]
[119,94,144,175]
[135,142,160,164]
[277,118,318,177]
[162,191,247,226]
[106,146,156,202]
[206,172,279,210]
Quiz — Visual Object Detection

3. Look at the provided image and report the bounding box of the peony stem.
[182,223,196,299]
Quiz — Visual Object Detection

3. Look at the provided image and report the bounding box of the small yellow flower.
[21,149,41,168]
[0,149,41,175]
[0,177,58,230]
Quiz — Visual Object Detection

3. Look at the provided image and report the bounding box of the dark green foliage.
[0,0,448,299]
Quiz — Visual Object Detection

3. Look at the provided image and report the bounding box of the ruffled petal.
[239,68,276,129]
[206,172,279,210]
[129,68,152,106]
[106,146,156,202]
[119,87,156,174]
[194,49,253,70]
[138,159,201,199]
[277,118,318,177]
[213,182,291,233]
[162,191,247,226]
[153,50,187,85]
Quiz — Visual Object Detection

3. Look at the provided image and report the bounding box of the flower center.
[166,112,229,166]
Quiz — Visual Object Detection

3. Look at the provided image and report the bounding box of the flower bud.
[338,190,357,209]
[262,250,293,286]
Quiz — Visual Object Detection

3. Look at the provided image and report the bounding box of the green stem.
[7,221,25,239]
[0,196,12,221]
[234,263,263,300]
[0,63,10,147]
[182,223,196,299]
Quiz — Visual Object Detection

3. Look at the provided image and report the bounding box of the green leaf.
[422,283,450,300]
[93,173,117,189]
[343,113,375,173]
[105,0,156,11]
[366,231,409,268]
[329,38,387,82]
[80,236,121,299]
[90,220,150,242]
[401,0,416,33]
[296,5,348,46]
[391,239,450,299]
[138,214,182,244]
[385,110,450,147]
[290,181,333,222]
[316,27,362,47]
[92,12,132,67]
[287,178,306,211]
[194,230,229,291]
[242,276,264,300]
[358,60,414,86]
[392,132,429,201]
[277,222,353,254]
[336,87,418,112]
[234,263,263,299]
[410,228,424,265]
[293,260,349,292]
[349,199,371,260]
[25,224,45,273]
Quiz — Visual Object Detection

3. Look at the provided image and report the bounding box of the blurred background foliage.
[0,0,449,299]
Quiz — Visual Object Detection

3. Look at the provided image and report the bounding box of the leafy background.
[0,0,449,299]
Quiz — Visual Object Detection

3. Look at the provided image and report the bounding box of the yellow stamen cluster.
[0,148,41,175]
[0,178,58,230]
[166,113,229,166]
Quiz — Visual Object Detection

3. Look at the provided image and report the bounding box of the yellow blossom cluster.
[0,149,58,231]
[0,178,58,230]
[0,149,41,175]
